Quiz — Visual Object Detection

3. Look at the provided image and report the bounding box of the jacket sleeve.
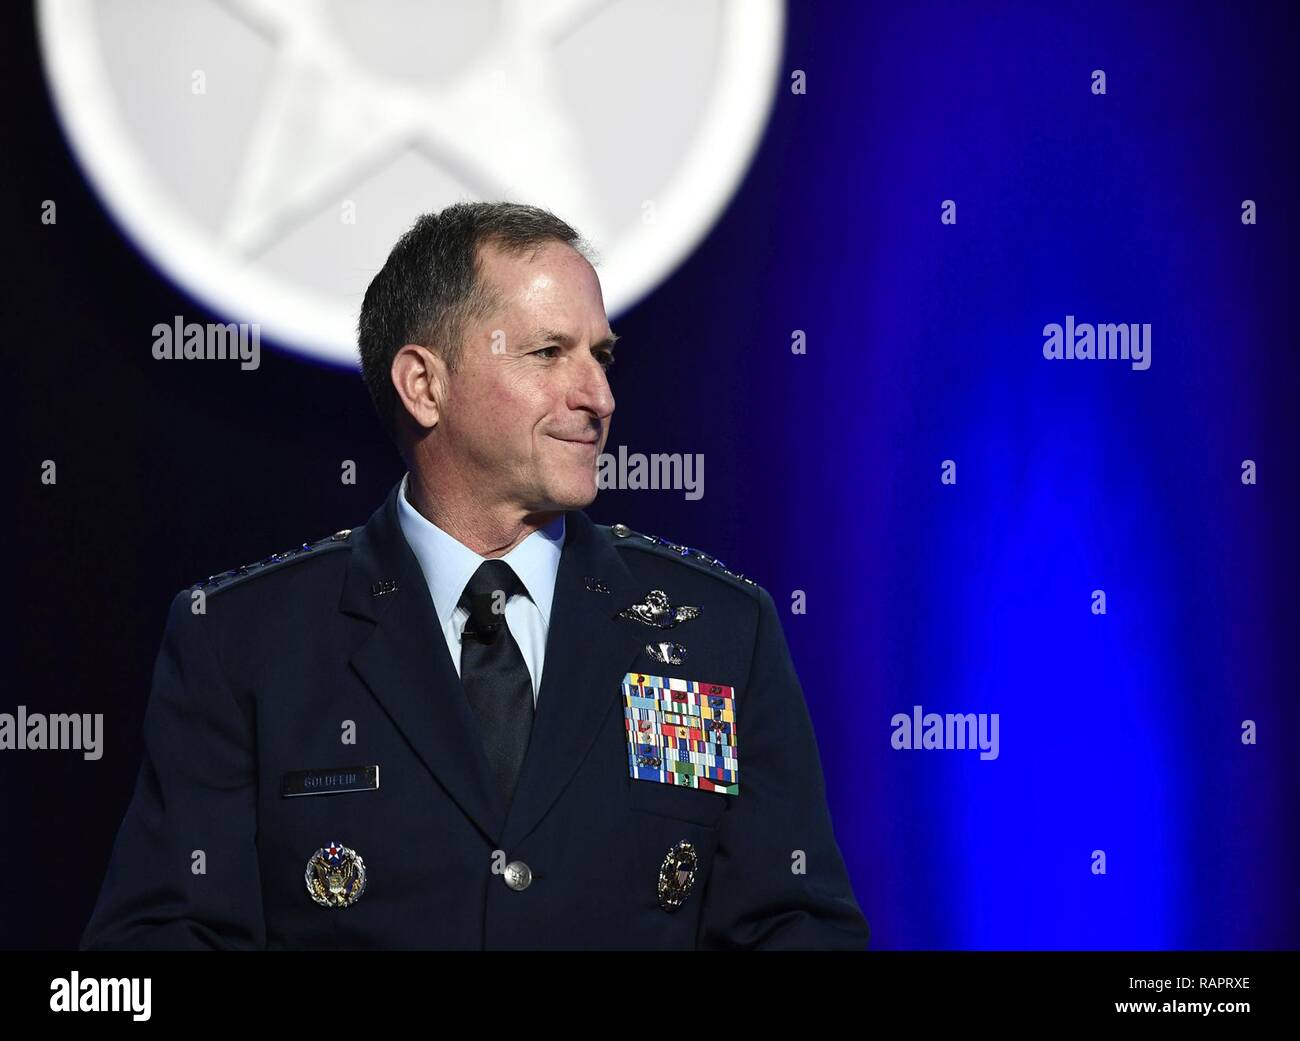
[80,589,266,950]
[697,585,871,950]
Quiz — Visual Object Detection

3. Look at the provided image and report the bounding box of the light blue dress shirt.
[395,472,565,705]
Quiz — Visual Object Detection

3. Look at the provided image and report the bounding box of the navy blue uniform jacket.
[81,482,870,950]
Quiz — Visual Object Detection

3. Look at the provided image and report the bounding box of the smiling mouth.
[552,435,599,445]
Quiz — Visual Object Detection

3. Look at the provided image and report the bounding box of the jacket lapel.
[500,509,646,848]
[342,483,507,843]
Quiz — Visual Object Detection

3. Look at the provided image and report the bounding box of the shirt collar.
[395,472,566,631]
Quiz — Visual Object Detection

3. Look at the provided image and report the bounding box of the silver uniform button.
[503,860,532,891]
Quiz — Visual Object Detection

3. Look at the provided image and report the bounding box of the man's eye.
[595,351,615,370]
[533,346,560,359]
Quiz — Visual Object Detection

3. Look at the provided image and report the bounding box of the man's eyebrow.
[523,328,620,351]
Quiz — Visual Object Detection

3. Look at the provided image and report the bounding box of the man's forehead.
[478,238,594,290]
[476,242,613,345]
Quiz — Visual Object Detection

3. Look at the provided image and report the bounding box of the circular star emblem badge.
[304,840,368,908]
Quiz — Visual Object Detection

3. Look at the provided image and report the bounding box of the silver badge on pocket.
[305,840,367,908]
[657,840,699,911]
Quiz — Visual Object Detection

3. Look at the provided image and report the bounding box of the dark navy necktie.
[458,559,534,813]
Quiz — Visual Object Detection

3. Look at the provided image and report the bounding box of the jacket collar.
[394,471,565,631]
[341,480,646,847]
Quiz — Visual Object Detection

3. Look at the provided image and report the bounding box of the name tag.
[281,764,379,797]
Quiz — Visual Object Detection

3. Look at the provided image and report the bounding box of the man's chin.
[519,476,597,516]
[547,473,599,512]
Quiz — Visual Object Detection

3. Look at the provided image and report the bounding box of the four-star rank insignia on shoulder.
[194,530,354,593]
[622,672,738,795]
[608,523,758,588]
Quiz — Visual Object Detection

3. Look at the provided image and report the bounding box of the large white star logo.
[38,0,784,367]
[217,0,614,256]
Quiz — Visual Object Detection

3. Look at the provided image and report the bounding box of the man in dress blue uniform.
[80,202,870,950]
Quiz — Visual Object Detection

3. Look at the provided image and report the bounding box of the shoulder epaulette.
[192,529,354,594]
[607,522,758,589]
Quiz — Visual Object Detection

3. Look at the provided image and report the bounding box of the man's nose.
[570,353,615,418]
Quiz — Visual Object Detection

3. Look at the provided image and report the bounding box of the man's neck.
[405,472,561,558]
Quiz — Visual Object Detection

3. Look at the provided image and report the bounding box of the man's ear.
[391,343,448,433]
